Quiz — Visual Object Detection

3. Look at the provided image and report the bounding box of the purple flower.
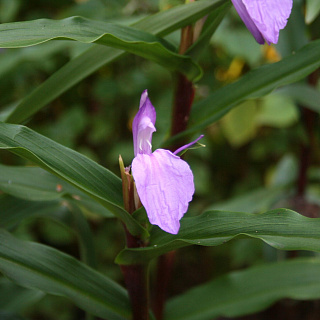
[232,0,293,44]
[131,90,202,234]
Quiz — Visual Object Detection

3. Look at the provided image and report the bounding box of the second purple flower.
[232,0,293,44]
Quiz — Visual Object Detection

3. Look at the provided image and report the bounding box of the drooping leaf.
[2,0,228,124]
[0,122,147,237]
[0,17,201,81]
[169,39,320,142]
[116,209,320,265]
[0,229,130,320]
[165,258,320,320]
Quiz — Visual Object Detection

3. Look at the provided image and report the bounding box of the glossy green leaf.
[0,229,130,320]
[0,122,147,237]
[116,209,320,265]
[165,258,320,320]
[3,0,228,124]
[175,40,320,140]
[0,17,201,81]
[0,164,113,217]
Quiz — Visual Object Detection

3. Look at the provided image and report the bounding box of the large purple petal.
[132,90,157,156]
[231,0,264,44]
[242,0,293,44]
[132,149,194,234]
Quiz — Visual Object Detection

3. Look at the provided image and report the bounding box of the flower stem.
[170,23,195,143]
[121,228,149,320]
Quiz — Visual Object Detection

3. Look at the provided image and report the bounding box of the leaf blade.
[0,122,146,237]
[168,39,320,142]
[3,0,228,124]
[0,229,131,320]
[0,17,201,81]
[116,209,320,264]
[165,258,320,320]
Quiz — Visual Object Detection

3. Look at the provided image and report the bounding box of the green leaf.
[165,258,320,320]
[0,17,201,81]
[174,39,320,140]
[3,0,228,124]
[0,122,147,237]
[0,164,113,217]
[0,229,130,320]
[116,209,320,265]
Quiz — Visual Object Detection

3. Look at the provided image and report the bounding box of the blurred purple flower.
[232,0,293,44]
[131,90,202,234]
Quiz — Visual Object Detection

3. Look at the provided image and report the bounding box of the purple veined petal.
[132,90,157,156]
[132,149,195,234]
[173,134,204,155]
[242,0,293,45]
[231,0,265,44]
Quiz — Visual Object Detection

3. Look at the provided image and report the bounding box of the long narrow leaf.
[3,0,228,124]
[165,258,320,320]
[0,229,130,320]
[168,39,320,142]
[0,17,201,81]
[0,122,147,237]
[116,209,320,265]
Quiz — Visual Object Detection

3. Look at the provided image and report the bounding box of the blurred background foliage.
[0,0,319,319]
